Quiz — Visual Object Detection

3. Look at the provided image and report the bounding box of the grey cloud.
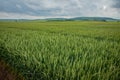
[0,0,120,18]
[0,0,34,14]
[0,0,61,16]
[112,0,120,8]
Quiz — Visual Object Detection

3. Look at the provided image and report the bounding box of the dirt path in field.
[0,60,24,80]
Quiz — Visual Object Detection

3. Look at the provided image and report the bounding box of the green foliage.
[0,21,120,80]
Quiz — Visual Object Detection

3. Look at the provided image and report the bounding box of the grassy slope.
[0,21,120,80]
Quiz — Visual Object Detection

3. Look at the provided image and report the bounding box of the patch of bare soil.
[0,60,24,80]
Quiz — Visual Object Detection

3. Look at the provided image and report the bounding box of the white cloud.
[0,12,72,19]
[0,12,39,19]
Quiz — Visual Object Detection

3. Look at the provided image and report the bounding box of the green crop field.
[0,21,120,80]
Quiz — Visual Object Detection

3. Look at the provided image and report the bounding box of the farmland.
[0,21,120,80]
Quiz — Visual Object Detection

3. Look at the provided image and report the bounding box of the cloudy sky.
[0,0,120,19]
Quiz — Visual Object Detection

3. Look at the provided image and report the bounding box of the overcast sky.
[0,0,120,19]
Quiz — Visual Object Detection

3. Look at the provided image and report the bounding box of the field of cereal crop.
[0,21,120,80]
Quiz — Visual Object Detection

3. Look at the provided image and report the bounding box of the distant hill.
[0,17,120,22]
[45,17,120,21]
[69,17,118,21]
[45,18,67,21]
